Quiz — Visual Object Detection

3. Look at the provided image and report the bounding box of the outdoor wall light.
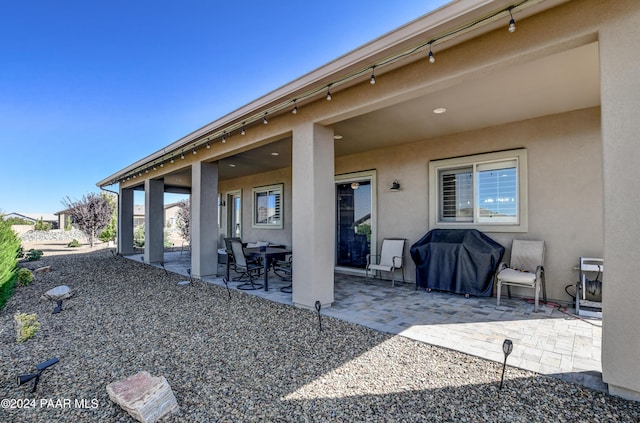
[17,357,59,393]
[390,179,400,191]
[499,339,513,390]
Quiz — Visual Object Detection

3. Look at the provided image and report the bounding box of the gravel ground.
[1,241,639,422]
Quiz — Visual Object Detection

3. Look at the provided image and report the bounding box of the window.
[429,149,527,232]
[252,184,283,229]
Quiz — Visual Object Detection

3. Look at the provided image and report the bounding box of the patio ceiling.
[161,40,599,190]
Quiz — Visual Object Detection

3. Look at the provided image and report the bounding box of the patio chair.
[273,255,292,293]
[366,238,406,287]
[496,240,547,312]
[228,239,264,290]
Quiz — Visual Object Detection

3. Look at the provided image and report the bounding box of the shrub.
[0,218,21,309]
[14,312,40,343]
[16,268,33,286]
[25,249,43,261]
[67,239,81,248]
[34,217,52,231]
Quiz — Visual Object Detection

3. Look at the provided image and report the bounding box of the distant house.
[130,203,184,228]
[4,212,59,229]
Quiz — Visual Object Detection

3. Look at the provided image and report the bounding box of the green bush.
[134,225,145,248]
[16,268,33,286]
[25,249,43,261]
[14,312,40,343]
[0,218,21,309]
[67,239,81,248]
[34,217,52,231]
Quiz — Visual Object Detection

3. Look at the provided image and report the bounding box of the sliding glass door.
[335,171,376,271]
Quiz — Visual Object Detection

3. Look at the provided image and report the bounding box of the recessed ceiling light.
[433,107,447,114]
[270,152,279,156]
[334,134,343,140]
[228,163,236,167]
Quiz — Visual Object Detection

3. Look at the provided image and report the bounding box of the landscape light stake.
[222,277,231,299]
[160,262,168,276]
[499,339,513,391]
[17,357,59,393]
[52,299,63,314]
[187,268,193,284]
[315,301,322,333]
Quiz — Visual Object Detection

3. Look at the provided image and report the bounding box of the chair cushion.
[368,264,393,272]
[498,268,536,284]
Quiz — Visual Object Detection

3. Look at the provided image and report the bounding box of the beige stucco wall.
[218,167,293,249]
[599,0,640,401]
[335,106,603,302]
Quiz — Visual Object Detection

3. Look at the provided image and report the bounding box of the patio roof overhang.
[97,0,581,190]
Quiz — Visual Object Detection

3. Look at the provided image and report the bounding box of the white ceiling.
[161,41,600,189]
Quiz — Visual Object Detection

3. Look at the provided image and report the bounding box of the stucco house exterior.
[97,0,640,401]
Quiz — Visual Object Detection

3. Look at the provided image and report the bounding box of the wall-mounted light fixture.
[390,179,401,191]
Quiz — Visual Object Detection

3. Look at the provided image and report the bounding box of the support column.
[191,161,219,278]
[292,123,335,308]
[118,187,135,255]
[144,179,164,264]
[600,3,640,401]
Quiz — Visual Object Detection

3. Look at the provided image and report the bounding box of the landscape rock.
[106,371,179,423]
[41,285,73,301]
[35,266,52,275]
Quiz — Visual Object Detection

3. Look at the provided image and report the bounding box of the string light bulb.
[206,141,210,149]
[292,99,298,114]
[180,152,185,159]
[370,66,376,85]
[508,7,516,32]
[263,113,268,124]
[170,156,174,164]
[192,146,197,154]
[221,133,226,143]
[326,85,332,101]
[428,42,435,63]
[241,123,246,135]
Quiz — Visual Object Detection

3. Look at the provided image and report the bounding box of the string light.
[222,132,226,143]
[114,2,531,185]
[180,151,185,159]
[206,141,210,149]
[508,7,516,32]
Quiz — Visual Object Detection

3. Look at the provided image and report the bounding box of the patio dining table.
[242,247,291,291]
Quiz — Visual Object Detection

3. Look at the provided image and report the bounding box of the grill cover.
[410,229,505,297]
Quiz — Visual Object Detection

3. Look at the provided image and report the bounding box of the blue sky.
[0,0,449,214]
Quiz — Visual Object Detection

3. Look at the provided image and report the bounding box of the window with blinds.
[252,184,283,229]
[429,149,527,232]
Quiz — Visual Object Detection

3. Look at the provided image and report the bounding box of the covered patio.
[134,249,604,393]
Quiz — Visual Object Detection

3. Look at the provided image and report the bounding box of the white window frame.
[429,149,528,232]
[252,184,283,229]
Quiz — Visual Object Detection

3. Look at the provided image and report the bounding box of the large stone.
[42,285,73,301]
[35,266,52,275]
[106,371,179,423]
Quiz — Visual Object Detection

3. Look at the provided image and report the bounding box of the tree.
[63,193,114,247]
[98,192,117,242]
[175,199,190,244]
[0,216,21,309]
